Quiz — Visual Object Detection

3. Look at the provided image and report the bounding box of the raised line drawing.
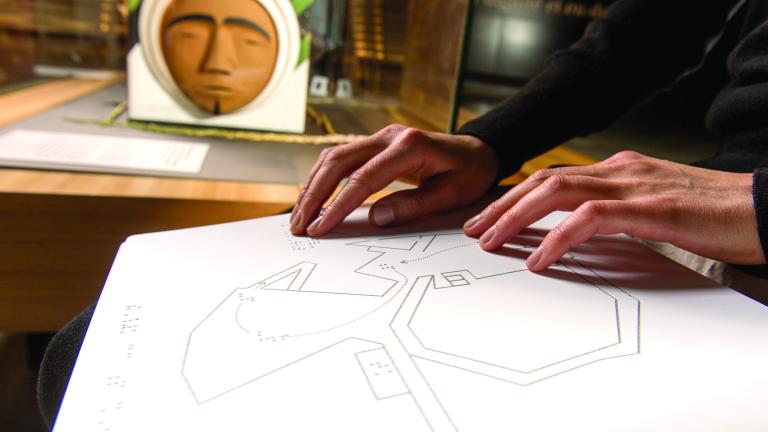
[182,230,640,431]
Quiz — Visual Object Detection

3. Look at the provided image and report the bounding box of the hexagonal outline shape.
[390,257,640,386]
[406,269,622,374]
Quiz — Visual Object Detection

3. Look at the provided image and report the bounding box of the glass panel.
[0,0,128,91]
[0,0,472,136]
[398,0,471,132]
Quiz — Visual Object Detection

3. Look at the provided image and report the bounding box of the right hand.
[290,124,500,237]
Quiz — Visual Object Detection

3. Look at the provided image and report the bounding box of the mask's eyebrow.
[166,13,215,28]
[224,17,271,40]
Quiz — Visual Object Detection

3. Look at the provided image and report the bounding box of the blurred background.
[0,0,724,162]
[0,0,733,430]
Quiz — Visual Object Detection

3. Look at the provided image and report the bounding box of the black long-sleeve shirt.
[458,0,768,267]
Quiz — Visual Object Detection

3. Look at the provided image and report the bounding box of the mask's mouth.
[201,84,234,96]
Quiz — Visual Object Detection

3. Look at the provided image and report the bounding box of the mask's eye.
[179,31,198,39]
[245,38,263,46]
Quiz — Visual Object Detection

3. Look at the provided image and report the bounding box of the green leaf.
[128,0,142,12]
[297,33,311,66]
[291,0,314,16]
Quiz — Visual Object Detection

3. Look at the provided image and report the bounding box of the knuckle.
[487,198,508,215]
[346,171,375,196]
[346,168,366,184]
[541,175,570,193]
[393,128,428,151]
[578,200,608,219]
[612,150,643,162]
[382,123,406,134]
[547,225,571,245]
[299,188,321,206]
[319,146,333,157]
[323,147,345,164]
[497,206,520,226]
[530,168,555,182]
[400,127,425,141]
[390,137,412,152]
[376,124,408,144]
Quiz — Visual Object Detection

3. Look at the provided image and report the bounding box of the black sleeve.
[37,304,95,429]
[731,169,768,278]
[752,169,768,262]
[457,0,741,179]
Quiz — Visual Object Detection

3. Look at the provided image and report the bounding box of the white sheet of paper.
[52,208,768,431]
[0,129,209,173]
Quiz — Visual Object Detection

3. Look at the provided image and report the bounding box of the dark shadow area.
[324,197,722,293]
[0,333,51,432]
[459,0,745,165]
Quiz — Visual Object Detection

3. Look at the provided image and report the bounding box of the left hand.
[463,151,765,271]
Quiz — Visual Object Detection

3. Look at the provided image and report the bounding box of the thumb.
[368,176,464,227]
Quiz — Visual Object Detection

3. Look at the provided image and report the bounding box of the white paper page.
[0,129,209,173]
[53,208,768,432]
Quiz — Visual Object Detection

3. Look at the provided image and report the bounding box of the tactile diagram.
[182,231,640,432]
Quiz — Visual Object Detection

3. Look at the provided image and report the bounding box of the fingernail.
[464,214,481,231]
[373,205,396,226]
[479,225,496,245]
[290,210,303,231]
[527,248,543,269]
[306,214,324,235]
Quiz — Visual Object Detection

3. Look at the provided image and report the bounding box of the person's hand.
[463,150,765,271]
[290,124,499,236]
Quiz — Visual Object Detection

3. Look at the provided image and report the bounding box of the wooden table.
[0,77,595,332]
[0,77,301,332]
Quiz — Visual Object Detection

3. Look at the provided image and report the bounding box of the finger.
[306,141,424,236]
[292,125,408,234]
[368,174,467,227]
[526,200,650,271]
[291,146,332,222]
[479,175,619,250]
[291,140,382,235]
[463,164,601,237]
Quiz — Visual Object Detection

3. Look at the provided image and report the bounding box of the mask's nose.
[201,27,237,75]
